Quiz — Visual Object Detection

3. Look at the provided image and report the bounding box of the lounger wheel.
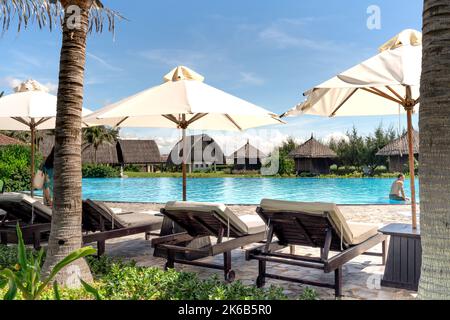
[225,270,235,282]
[164,262,174,270]
[256,275,265,288]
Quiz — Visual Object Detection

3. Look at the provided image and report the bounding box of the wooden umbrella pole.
[181,115,187,201]
[405,86,417,229]
[30,124,35,198]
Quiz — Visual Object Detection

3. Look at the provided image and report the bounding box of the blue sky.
[0,0,422,153]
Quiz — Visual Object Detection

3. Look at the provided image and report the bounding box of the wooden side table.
[379,223,422,291]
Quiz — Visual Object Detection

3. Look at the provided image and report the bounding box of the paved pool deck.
[100,202,418,300]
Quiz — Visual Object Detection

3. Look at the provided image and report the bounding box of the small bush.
[373,165,388,176]
[298,172,316,178]
[329,164,338,174]
[124,164,141,172]
[82,164,120,178]
[299,287,319,300]
[0,145,41,192]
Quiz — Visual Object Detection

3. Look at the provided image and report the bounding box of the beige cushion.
[260,199,378,245]
[347,222,379,244]
[239,214,266,234]
[115,212,163,228]
[165,201,262,235]
[0,192,52,218]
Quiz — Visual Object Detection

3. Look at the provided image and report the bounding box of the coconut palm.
[0,0,121,287]
[83,126,119,163]
[418,0,450,299]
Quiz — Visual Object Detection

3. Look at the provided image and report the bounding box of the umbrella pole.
[405,86,417,229]
[182,117,187,201]
[406,109,417,229]
[30,125,35,198]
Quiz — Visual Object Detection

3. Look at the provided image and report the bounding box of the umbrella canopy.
[85,66,283,131]
[85,66,284,200]
[281,29,421,229]
[282,29,421,118]
[0,79,94,196]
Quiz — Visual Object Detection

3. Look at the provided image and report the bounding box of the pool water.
[53,177,419,205]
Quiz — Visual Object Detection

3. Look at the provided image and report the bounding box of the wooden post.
[182,115,187,201]
[405,86,417,230]
[30,124,35,198]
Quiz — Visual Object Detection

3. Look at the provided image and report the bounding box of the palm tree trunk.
[418,0,450,299]
[42,1,93,287]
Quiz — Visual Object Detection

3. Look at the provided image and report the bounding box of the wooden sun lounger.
[246,199,387,298]
[152,201,266,281]
[0,196,163,257]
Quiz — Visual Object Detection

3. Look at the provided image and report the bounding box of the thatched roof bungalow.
[167,134,225,171]
[82,143,119,165]
[376,130,419,172]
[0,133,24,146]
[230,141,266,171]
[289,136,337,175]
[117,140,161,165]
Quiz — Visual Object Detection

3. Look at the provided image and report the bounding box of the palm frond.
[0,0,124,34]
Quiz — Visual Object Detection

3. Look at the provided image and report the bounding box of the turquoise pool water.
[52,177,419,205]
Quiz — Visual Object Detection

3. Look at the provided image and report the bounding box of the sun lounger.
[0,193,53,247]
[246,199,387,297]
[0,195,163,256]
[82,199,164,256]
[152,201,266,281]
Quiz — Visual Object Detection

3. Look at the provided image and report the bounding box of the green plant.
[299,287,318,300]
[298,172,316,178]
[124,164,140,172]
[0,224,96,300]
[329,164,338,174]
[0,145,42,192]
[82,164,120,178]
[373,165,388,176]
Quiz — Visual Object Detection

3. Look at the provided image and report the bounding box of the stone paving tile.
[101,232,416,300]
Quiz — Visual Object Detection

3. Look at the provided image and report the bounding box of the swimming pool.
[59,177,419,205]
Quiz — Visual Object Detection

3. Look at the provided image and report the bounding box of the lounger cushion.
[239,215,266,234]
[347,222,379,245]
[260,199,378,245]
[165,201,263,235]
[0,192,52,222]
[115,212,163,228]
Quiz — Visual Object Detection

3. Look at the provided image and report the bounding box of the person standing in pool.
[389,174,410,201]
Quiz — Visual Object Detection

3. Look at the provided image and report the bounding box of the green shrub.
[124,164,140,172]
[299,287,319,300]
[329,164,338,174]
[82,164,120,178]
[0,145,41,192]
[373,165,388,176]
[298,172,316,178]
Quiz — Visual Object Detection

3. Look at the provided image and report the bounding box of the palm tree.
[83,126,119,163]
[1,0,121,287]
[418,0,450,299]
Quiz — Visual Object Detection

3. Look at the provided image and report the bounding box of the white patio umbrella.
[0,79,93,197]
[282,29,421,229]
[85,66,284,200]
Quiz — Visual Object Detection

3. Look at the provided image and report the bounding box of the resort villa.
[0,0,450,308]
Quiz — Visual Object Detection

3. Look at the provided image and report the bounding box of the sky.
[0,0,423,154]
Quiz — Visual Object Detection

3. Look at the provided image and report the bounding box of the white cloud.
[86,52,123,72]
[138,49,208,70]
[323,132,349,144]
[0,77,22,90]
[238,72,265,86]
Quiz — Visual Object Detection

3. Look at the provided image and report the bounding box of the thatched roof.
[39,135,119,164]
[289,136,337,159]
[82,143,119,165]
[0,133,25,146]
[167,134,226,165]
[231,141,266,159]
[376,130,419,156]
[117,140,161,164]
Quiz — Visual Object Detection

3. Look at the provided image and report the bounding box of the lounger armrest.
[211,232,265,256]
[324,233,387,273]
[151,232,193,247]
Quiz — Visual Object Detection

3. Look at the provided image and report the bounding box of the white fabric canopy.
[283,29,421,118]
[0,82,93,130]
[85,66,284,131]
